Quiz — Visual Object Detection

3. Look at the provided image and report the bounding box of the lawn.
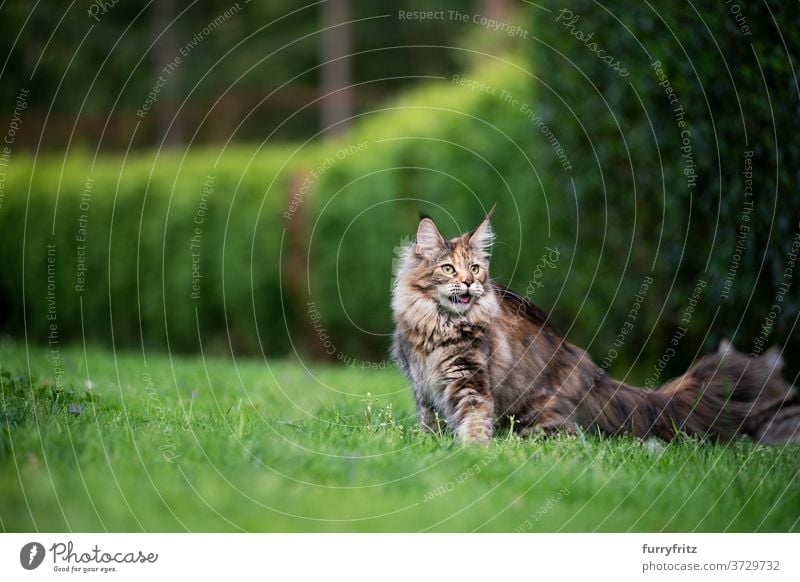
[1,340,798,532]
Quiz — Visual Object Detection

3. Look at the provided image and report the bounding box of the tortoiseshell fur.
[391,214,800,444]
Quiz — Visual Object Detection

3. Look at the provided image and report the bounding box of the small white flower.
[644,438,665,456]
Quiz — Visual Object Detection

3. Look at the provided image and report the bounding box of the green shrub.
[527,1,800,380]
[1,55,559,360]
[0,148,295,354]
[4,2,796,384]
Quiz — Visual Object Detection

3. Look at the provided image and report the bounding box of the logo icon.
[20,542,45,570]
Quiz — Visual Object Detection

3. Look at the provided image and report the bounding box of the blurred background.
[0,0,799,383]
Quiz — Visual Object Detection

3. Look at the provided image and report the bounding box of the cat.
[391,210,800,444]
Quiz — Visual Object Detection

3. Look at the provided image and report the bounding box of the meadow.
[1,340,798,532]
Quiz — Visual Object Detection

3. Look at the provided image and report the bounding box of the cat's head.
[397,210,495,316]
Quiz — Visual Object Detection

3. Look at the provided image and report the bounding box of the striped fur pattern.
[391,214,800,444]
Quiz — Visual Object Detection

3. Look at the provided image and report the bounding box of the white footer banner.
[1,534,796,581]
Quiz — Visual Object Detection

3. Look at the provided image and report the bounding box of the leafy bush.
[0,148,294,354]
[527,1,800,380]
[1,55,555,360]
[3,2,797,384]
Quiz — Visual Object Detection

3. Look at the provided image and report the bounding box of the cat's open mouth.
[450,293,471,305]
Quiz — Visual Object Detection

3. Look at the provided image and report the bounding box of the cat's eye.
[441,264,455,274]
[470,264,480,275]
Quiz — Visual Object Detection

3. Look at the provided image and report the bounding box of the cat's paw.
[456,421,493,444]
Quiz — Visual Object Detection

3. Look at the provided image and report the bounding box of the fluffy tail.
[581,340,799,443]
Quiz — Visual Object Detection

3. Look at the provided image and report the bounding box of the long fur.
[391,215,800,443]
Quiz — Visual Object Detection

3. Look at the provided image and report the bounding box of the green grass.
[1,340,798,532]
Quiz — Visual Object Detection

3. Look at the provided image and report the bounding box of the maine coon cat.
[391,211,800,444]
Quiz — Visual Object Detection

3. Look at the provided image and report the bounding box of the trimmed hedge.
[0,149,292,354]
[2,2,798,383]
[1,55,558,361]
[528,1,800,379]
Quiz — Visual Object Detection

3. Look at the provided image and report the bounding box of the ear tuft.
[718,338,734,356]
[467,205,496,255]
[760,346,784,371]
[415,217,444,257]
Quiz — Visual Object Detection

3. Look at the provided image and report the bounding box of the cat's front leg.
[414,391,442,434]
[443,372,494,443]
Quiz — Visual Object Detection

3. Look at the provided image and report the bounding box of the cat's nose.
[463,278,473,287]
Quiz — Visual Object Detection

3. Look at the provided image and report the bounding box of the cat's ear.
[718,338,735,356]
[415,217,444,258]
[467,205,495,255]
[759,345,784,372]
